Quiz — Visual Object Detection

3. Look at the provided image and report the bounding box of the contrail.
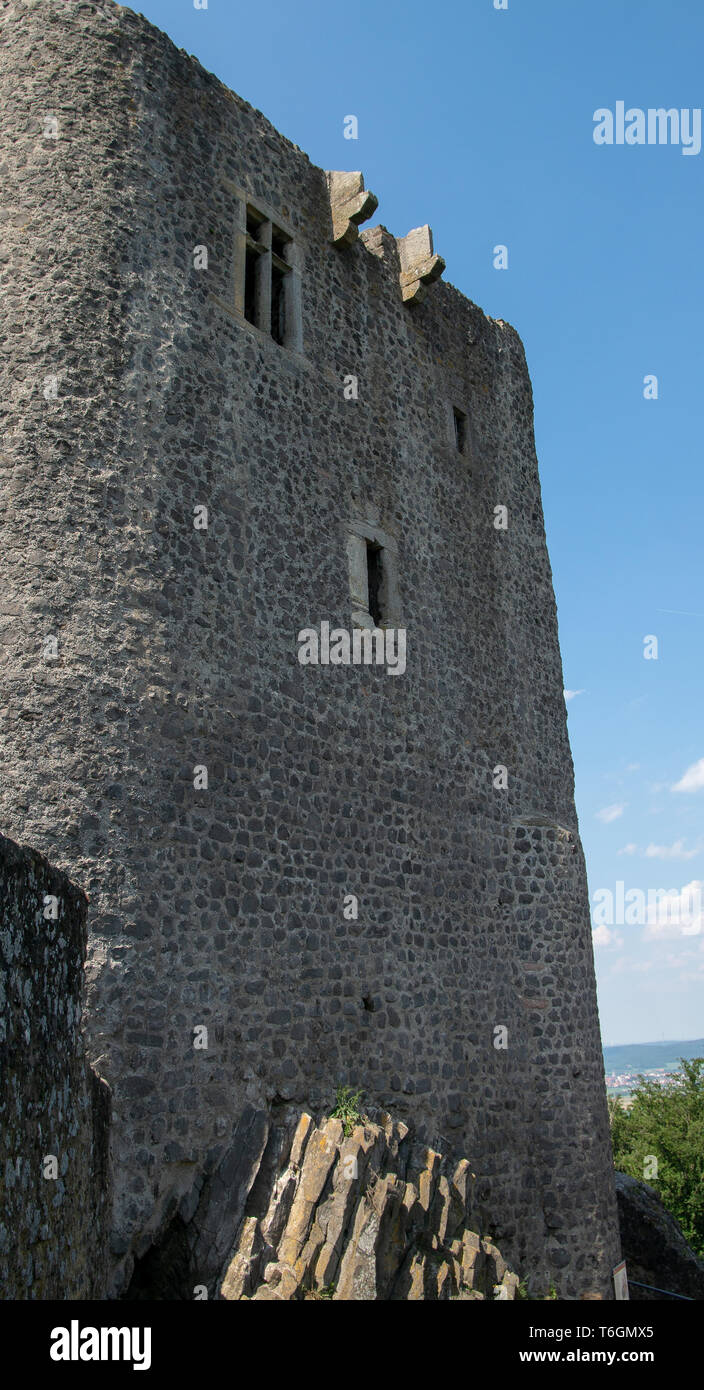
[656,608,704,618]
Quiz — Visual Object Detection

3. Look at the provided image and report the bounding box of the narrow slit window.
[244,243,259,325]
[453,407,467,452]
[271,262,287,344]
[366,542,384,626]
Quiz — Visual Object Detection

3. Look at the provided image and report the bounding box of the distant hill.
[603,1039,704,1075]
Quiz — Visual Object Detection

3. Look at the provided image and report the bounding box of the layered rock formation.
[220,1109,519,1301]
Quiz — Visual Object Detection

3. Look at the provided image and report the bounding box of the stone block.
[326,170,378,246]
[396,224,445,302]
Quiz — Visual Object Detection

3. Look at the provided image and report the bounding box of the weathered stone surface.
[615,1171,704,1301]
[219,1109,518,1301]
[375,1175,411,1297]
[500,1271,520,1300]
[461,1229,485,1290]
[418,1149,442,1215]
[482,1239,507,1288]
[326,170,378,246]
[396,224,446,301]
[190,1105,270,1294]
[289,1114,315,1170]
[335,1193,383,1300]
[0,833,111,1299]
[277,1119,343,1267]
[0,0,620,1299]
[313,1133,373,1286]
[406,1251,430,1300]
[252,1261,299,1301]
[220,1216,262,1301]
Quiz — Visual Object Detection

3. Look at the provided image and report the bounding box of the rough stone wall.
[0,832,111,1298]
[0,0,620,1297]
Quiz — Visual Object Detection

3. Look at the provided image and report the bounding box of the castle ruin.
[0,0,621,1298]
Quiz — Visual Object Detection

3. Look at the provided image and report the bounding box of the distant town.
[605,1067,682,1098]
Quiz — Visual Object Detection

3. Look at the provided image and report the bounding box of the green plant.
[330,1084,364,1136]
[609,1057,704,1257]
[516,1277,557,1301]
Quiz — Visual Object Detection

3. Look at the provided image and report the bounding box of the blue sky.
[134,0,704,1045]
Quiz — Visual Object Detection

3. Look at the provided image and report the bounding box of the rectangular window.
[218,180,303,352]
[240,201,298,348]
[347,521,401,630]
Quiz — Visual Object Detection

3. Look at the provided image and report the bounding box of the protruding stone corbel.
[325,170,378,247]
[396,225,445,303]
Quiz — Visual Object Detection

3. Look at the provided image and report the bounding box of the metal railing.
[628,1279,693,1301]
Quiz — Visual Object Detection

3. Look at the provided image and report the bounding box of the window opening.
[244,243,259,325]
[453,407,467,452]
[241,203,295,347]
[271,262,287,344]
[366,542,384,626]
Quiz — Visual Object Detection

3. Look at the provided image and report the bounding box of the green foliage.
[516,1278,558,1301]
[330,1084,364,1136]
[609,1057,704,1257]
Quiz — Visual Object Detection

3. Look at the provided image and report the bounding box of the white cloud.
[665,945,703,968]
[644,880,704,939]
[626,763,640,773]
[672,757,704,794]
[592,924,613,946]
[644,840,700,861]
[596,803,626,824]
[607,947,630,973]
[564,689,585,702]
[620,840,702,860]
[592,925,624,950]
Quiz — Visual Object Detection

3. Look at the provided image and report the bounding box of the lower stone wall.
[0,833,111,1299]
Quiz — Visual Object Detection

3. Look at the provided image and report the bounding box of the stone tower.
[0,0,620,1297]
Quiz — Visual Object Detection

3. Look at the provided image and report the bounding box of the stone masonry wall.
[0,832,111,1298]
[0,0,620,1296]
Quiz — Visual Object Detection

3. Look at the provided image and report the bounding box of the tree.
[609,1058,704,1257]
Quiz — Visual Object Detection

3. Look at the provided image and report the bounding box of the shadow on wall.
[0,832,111,1300]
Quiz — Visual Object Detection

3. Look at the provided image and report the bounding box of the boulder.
[615,1170,704,1300]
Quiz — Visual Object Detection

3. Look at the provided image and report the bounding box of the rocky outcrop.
[615,1171,704,1300]
[220,1109,519,1301]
